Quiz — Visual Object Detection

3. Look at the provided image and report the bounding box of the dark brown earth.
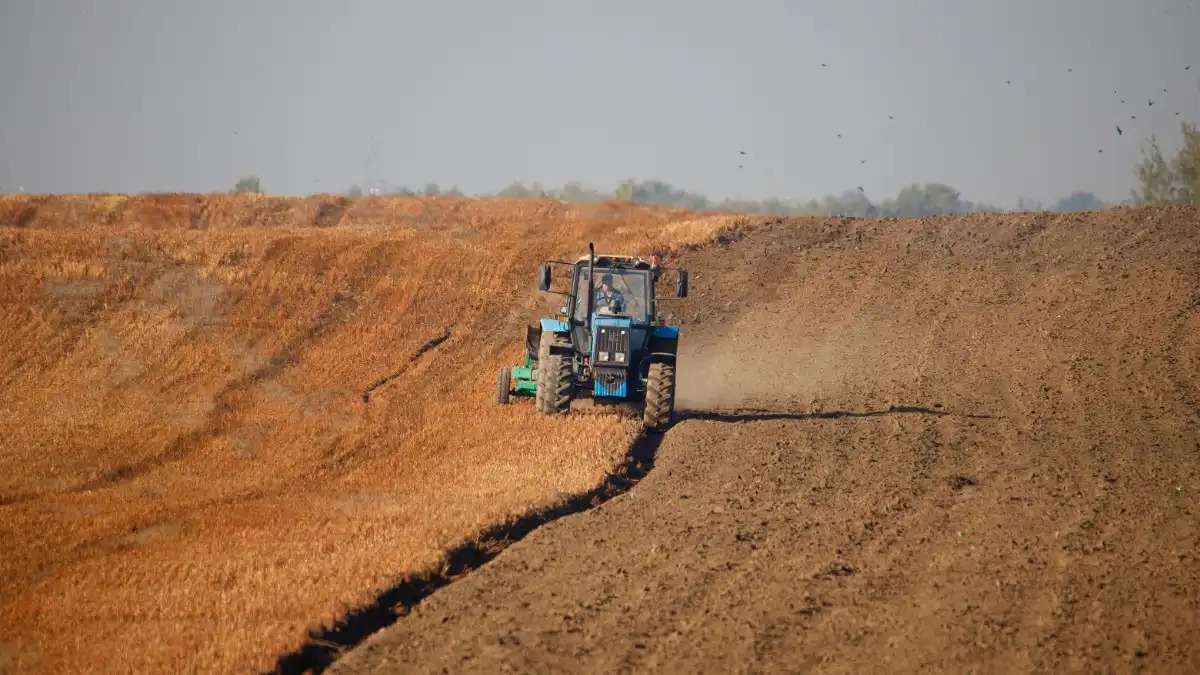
[329,207,1200,674]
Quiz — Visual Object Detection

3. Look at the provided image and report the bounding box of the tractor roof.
[574,254,655,269]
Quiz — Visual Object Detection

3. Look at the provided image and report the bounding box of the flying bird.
[888,115,894,120]
[1149,100,1155,106]
[860,159,867,164]
[1116,125,1122,135]
[739,150,746,155]
[821,63,827,67]
[836,134,842,139]
[857,186,864,192]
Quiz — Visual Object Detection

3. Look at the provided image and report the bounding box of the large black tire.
[643,361,676,431]
[539,353,573,415]
[536,332,571,414]
[495,367,511,405]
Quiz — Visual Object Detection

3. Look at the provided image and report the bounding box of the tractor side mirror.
[676,268,689,298]
[537,263,552,292]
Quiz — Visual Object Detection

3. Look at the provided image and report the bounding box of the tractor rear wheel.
[495,367,511,404]
[643,361,676,432]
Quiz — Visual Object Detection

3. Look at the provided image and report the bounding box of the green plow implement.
[495,355,537,404]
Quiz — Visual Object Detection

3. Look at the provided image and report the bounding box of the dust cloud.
[675,312,901,412]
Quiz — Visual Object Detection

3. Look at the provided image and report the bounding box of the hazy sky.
[1,0,1197,205]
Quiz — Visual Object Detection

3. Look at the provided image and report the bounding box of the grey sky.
[1,0,1197,205]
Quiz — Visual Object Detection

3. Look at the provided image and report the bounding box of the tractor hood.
[590,313,645,366]
[590,313,642,399]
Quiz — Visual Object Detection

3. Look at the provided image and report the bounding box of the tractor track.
[360,328,453,403]
[679,404,1002,423]
[272,428,668,674]
[327,206,1200,674]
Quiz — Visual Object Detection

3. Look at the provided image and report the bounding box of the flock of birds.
[1112,70,1189,143]
[734,62,1195,195]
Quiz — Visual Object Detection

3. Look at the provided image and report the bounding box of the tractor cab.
[568,256,655,399]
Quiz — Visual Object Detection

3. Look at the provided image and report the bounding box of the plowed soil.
[330,208,1200,674]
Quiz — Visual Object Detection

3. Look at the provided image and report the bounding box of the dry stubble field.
[0,194,759,674]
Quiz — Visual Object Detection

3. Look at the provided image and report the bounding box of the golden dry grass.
[0,193,766,674]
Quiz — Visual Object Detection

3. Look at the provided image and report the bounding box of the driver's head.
[600,273,614,289]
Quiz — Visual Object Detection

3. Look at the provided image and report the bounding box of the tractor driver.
[594,272,625,313]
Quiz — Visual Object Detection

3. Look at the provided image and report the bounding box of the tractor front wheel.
[536,332,571,414]
[495,367,511,404]
[538,354,573,415]
[643,361,676,432]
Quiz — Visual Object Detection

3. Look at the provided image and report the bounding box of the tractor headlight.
[615,352,625,362]
[599,351,609,361]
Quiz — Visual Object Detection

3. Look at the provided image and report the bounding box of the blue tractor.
[495,243,689,432]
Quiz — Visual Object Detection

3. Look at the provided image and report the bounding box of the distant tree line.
[342,177,1116,218]
[351,183,465,198]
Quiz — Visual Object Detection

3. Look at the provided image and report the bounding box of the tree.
[1171,122,1200,204]
[232,175,262,194]
[551,182,605,203]
[1131,77,1199,205]
[1132,136,1180,205]
[346,185,364,198]
[614,179,711,210]
[821,190,875,217]
[1051,191,1106,212]
[880,182,965,216]
[1016,196,1044,212]
[613,179,636,202]
[496,181,544,199]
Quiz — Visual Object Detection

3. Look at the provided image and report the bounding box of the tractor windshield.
[572,265,652,324]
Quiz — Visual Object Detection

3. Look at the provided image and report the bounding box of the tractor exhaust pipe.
[586,242,595,325]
